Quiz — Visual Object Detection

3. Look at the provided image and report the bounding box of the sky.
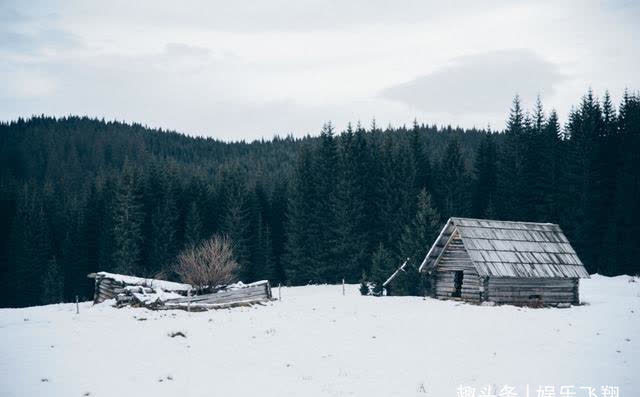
[1,0,639,141]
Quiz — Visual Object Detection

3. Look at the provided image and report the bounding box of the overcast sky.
[1,1,638,140]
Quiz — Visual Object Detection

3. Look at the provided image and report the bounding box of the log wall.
[433,232,481,303]
[93,278,121,303]
[486,277,579,306]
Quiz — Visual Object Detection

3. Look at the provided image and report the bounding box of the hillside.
[1,275,638,396]
[1,90,640,308]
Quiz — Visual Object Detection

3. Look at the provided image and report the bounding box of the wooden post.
[187,289,191,313]
[342,279,345,296]
[278,283,281,301]
[75,296,79,314]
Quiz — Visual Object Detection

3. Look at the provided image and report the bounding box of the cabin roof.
[419,217,590,278]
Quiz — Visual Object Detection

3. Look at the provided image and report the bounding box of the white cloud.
[381,49,565,114]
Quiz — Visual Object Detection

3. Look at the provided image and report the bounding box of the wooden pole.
[278,283,281,301]
[75,296,79,314]
[342,279,345,296]
[187,289,191,313]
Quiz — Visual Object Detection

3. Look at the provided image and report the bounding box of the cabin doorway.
[452,271,463,297]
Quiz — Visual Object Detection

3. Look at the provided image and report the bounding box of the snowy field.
[1,275,638,397]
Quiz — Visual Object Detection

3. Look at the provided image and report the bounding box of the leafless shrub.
[175,235,239,289]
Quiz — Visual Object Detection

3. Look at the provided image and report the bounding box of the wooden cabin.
[418,218,589,306]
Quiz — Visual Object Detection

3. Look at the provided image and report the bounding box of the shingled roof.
[419,218,589,278]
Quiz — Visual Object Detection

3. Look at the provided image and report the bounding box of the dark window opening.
[452,271,463,297]
[528,294,542,300]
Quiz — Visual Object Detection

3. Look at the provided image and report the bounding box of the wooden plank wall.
[434,232,481,302]
[94,278,120,303]
[166,281,271,306]
[486,277,579,305]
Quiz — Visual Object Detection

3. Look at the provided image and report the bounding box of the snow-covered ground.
[1,275,638,397]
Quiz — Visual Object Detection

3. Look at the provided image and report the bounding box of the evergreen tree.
[269,182,288,284]
[41,257,63,304]
[221,191,251,280]
[359,270,370,296]
[284,147,319,284]
[149,196,177,276]
[411,119,431,191]
[370,243,395,296]
[472,133,498,218]
[7,185,51,307]
[497,95,526,219]
[334,123,369,282]
[314,123,341,282]
[112,162,144,275]
[438,139,468,218]
[184,201,203,247]
[398,189,441,267]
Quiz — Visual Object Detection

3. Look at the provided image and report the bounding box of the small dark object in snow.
[83,392,91,396]
[158,378,163,383]
[137,317,147,321]
[168,331,186,338]
[50,345,54,348]
[286,363,291,367]
[167,375,173,381]
[41,378,48,382]
[24,318,29,322]
[625,338,631,342]
[616,350,621,353]
[371,336,376,339]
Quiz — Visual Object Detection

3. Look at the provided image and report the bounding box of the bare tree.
[175,235,239,289]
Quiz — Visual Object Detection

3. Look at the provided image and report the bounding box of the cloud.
[0,1,638,139]
[381,49,566,115]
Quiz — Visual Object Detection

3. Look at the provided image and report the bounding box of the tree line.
[0,89,638,307]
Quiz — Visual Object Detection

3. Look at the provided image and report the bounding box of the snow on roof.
[419,217,590,278]
[90,272,193,291]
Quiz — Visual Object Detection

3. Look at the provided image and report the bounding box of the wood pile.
[88,272,272,311]
[87,272,191,304]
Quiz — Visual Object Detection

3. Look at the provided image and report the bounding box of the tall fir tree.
[438,139,468,218]
[334,123,370,282]
[314,123,341,282]
[284,147,319,284]
[184,201,203,248]
[41,257,64,304]
[111,162,144,275]
[472,133,498,218]
[497,95,526,219]
[369,243,395,295]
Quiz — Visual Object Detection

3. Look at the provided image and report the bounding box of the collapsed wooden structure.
[88,272,192,303]
[87,272,272,310]
[418,218,590,306]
